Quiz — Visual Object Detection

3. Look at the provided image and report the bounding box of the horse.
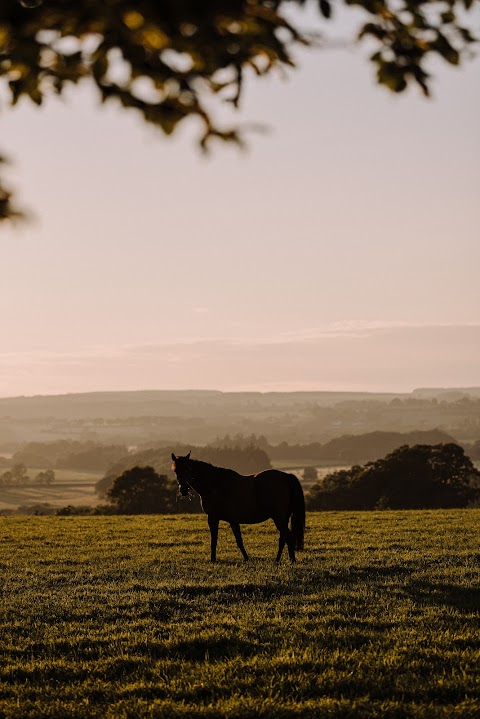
[171,452,305,563]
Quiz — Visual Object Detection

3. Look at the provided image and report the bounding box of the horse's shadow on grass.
[405,580,480,614]
[160,636,256,661]
[320,564,412,583]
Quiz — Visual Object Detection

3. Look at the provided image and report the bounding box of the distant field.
[1,510,479,718]
[273,459,345,470]
[0,468,102,512]
[272,460,349,489]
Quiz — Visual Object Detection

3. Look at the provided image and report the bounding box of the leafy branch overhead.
[0,0,478,221]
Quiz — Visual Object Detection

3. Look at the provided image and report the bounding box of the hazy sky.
[1,9,479,397]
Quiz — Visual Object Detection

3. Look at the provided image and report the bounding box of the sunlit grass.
[1,511,479,718]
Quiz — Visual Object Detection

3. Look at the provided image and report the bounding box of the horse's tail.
[289,473,305,551]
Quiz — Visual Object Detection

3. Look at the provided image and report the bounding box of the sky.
[1,7,479,397]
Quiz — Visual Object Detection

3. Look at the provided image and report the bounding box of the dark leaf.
[319,0,332,19]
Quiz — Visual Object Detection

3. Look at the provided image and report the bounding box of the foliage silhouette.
[306,443,480,510]
[107,465,175,514]
[0,0,478,220]
[303,465,318,482]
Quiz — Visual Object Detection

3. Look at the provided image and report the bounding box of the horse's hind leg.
[273,518,295,563]
[208,515,219,562]
[229,522,249,561]
[275,536,286,562]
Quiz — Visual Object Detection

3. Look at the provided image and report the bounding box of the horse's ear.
[186,451,191,459]
[171,453,177,461]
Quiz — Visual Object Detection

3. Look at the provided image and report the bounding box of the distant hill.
[0,388,479,449]
[218,429,458,464]
[412,388,480,400]
[2,387,480,419]
[0,390,224,419]
[315,429,458,463]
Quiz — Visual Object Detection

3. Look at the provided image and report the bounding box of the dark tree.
[11,462,29,484]
[107,465,175,514]
[1,0,478,221]
[303,466,318,483]
[306,443,480,510]
[34,468,55,485]
[0,471,13,486]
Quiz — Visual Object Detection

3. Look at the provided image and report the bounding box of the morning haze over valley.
[1,386,479,516]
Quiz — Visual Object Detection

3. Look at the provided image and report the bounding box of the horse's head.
[171,451,193,497]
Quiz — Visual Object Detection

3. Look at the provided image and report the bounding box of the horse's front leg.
[208,515,219,562]
[229,522,249,562]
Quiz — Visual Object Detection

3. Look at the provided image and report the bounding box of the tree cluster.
[1,0,478,221]
[106,465,175,514]
[306,443,480,511]
[0,463,55,486]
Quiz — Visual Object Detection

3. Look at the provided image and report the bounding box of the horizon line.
[1,385,480,402]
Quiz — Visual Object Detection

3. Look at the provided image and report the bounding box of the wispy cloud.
[1,323,479,397]
[273,320,480,344]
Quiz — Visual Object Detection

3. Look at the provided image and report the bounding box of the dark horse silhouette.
[171,452,305,563]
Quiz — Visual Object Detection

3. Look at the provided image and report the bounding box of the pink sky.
[1,10,479,397]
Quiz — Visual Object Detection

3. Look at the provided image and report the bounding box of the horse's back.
[253,469,296,511]
[253,468,296,485]
[212,469,293,524]
[212,473,266,523]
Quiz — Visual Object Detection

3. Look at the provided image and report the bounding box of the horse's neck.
[190,462,232,495]
[188,462,209,495]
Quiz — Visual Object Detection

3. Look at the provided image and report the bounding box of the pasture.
[0,468,102,513]
[1,510,479,718]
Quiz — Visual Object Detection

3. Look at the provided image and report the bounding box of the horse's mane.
[190,458,240,478]
[190,459,215,469]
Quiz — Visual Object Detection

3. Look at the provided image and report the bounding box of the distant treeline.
[0,464,55,487]
[4,431,480,483]
[211,429,480,463]
[9,440,128,472]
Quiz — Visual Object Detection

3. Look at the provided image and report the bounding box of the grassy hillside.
[0,511,479,718]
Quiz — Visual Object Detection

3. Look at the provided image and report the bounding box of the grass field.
[1,510,479,718]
